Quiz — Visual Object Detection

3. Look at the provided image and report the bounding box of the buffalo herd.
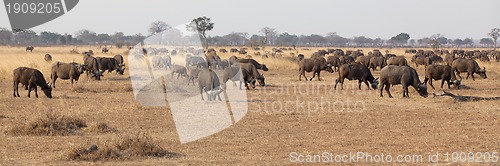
[297,48,492,98]
[13,46,494,101]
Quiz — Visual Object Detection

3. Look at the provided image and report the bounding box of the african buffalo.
[13,67,52,98]
[326,56,341,72]
[387,56,408,66]
[198,69,223,101]
[171,65,188,79]
[424,64,461,89]
[236,58,268,71]
[26,46,34,52]
[51,62,85,88]
[334,63,379,90]
[44,54,52,62]
[379,65,428,98]
[83,55,103,80]
[369,56,386,71]
[451,59,487,81]
[298,58,334,81]
[96,57,125,75]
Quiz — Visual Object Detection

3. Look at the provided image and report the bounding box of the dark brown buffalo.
[83,55,102,80]
[113,54,124,66]
[219,49,228,53]
[51,62,85,88]
[229,55,239,65]
[451,59,487,81]
[355,56,371,68]
[379,65,428,98]
[44,54,52,62]
[171,65,188,79]
[350,51,364,60]
[223,63,264,90]
[445,54,456,66]
[236,58,268,71]
[326,56,341,72]
[186,55,208,68]
[198,69,223,101]
[387,56,408,66]
[334,63,379,90]
[96,57,125,75]
[424,64,461,89]
[414,56,432,67]
[384,54,396,60]
[298,58,333,81]
[369,56,386,71]
[26,46,34,52]
[339,56,354,65]
[13,67,52,98]
[187,67,202,85]
[101,47,109,53]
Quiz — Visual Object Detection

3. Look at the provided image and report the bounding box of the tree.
[480,38,494,47]
[148,21,171,35]
[325,32,349,46]
[452,39,463,49]
[275,32,299,46]
[0,28,13,44]
[187,16,214,50]
[75,29,97,44]
[40,31,62,44]
[487,28,500,50]
[462,38,474,47]
[58,36,66,45]
[390,33,410,46]
[259,27,277,49]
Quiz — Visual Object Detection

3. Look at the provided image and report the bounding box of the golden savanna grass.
[0,45,499,165]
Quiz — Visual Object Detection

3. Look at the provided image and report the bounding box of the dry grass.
[86,122,118,134]
[67,132,178,161]
[5,112,87,136]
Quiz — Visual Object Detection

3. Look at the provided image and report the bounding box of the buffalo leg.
[403,85,409,98]
[470,72,475,81]
[440,79,445,89]
[456,71,462,80]
[200,87,204,100]
[27,84,32,98]
[363,80,371,90]
[334,78,340,90]
[309,72,316,81]
[13,82,20,97]
[358,80,362,90]
[33,86,38,98]
[429,79,435,89]
[385,84,393,98]
[379,84,384,97]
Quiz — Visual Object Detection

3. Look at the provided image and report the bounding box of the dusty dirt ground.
[0,46,499,165]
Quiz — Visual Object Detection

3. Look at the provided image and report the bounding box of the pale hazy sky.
[1,0,499,39]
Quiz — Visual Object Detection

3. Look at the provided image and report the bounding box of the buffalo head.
[261,64,269,71]
[416,83,428,98]
[478,67,487,79]
[257,74,265,86]
[371,78,379,90]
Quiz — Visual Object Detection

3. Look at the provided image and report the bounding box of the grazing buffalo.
[414,56,432,67]
[445,54,456,66]
[339,56,355,65]
[152,55,171,70]
[13,67,52,98]
[186,55,208,68]
[334,63,379,90]
[369,56,386,71]
[26,46,34,52]
[379,65,428,98]
[350,51,364,60]
[236,58,269,71]
[424,64,461,89]
[238,49,247,55]
[83,55,103,80]
[223,63,264,90]
[384,54,397,60]
[96,57,125,75]
[187,67,202,85]
[451,59,487,81]
[298,58,334,81]
[355,56,371,68]
[387,56,408,66]
[326,56,341,72]
[206,53,222,69]
[102,47,109,53]
[51,62,85,88]
[230,48,239,53]
[44,54,52,62]
[198,69,223,101]
[171,65,188,79]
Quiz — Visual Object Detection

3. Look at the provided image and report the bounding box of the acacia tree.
[488,28,500,50]
[148,21,171,35]
[259,27,277,50]
[187,16,214,50]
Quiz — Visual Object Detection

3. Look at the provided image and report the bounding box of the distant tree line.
[1,24,498,50]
